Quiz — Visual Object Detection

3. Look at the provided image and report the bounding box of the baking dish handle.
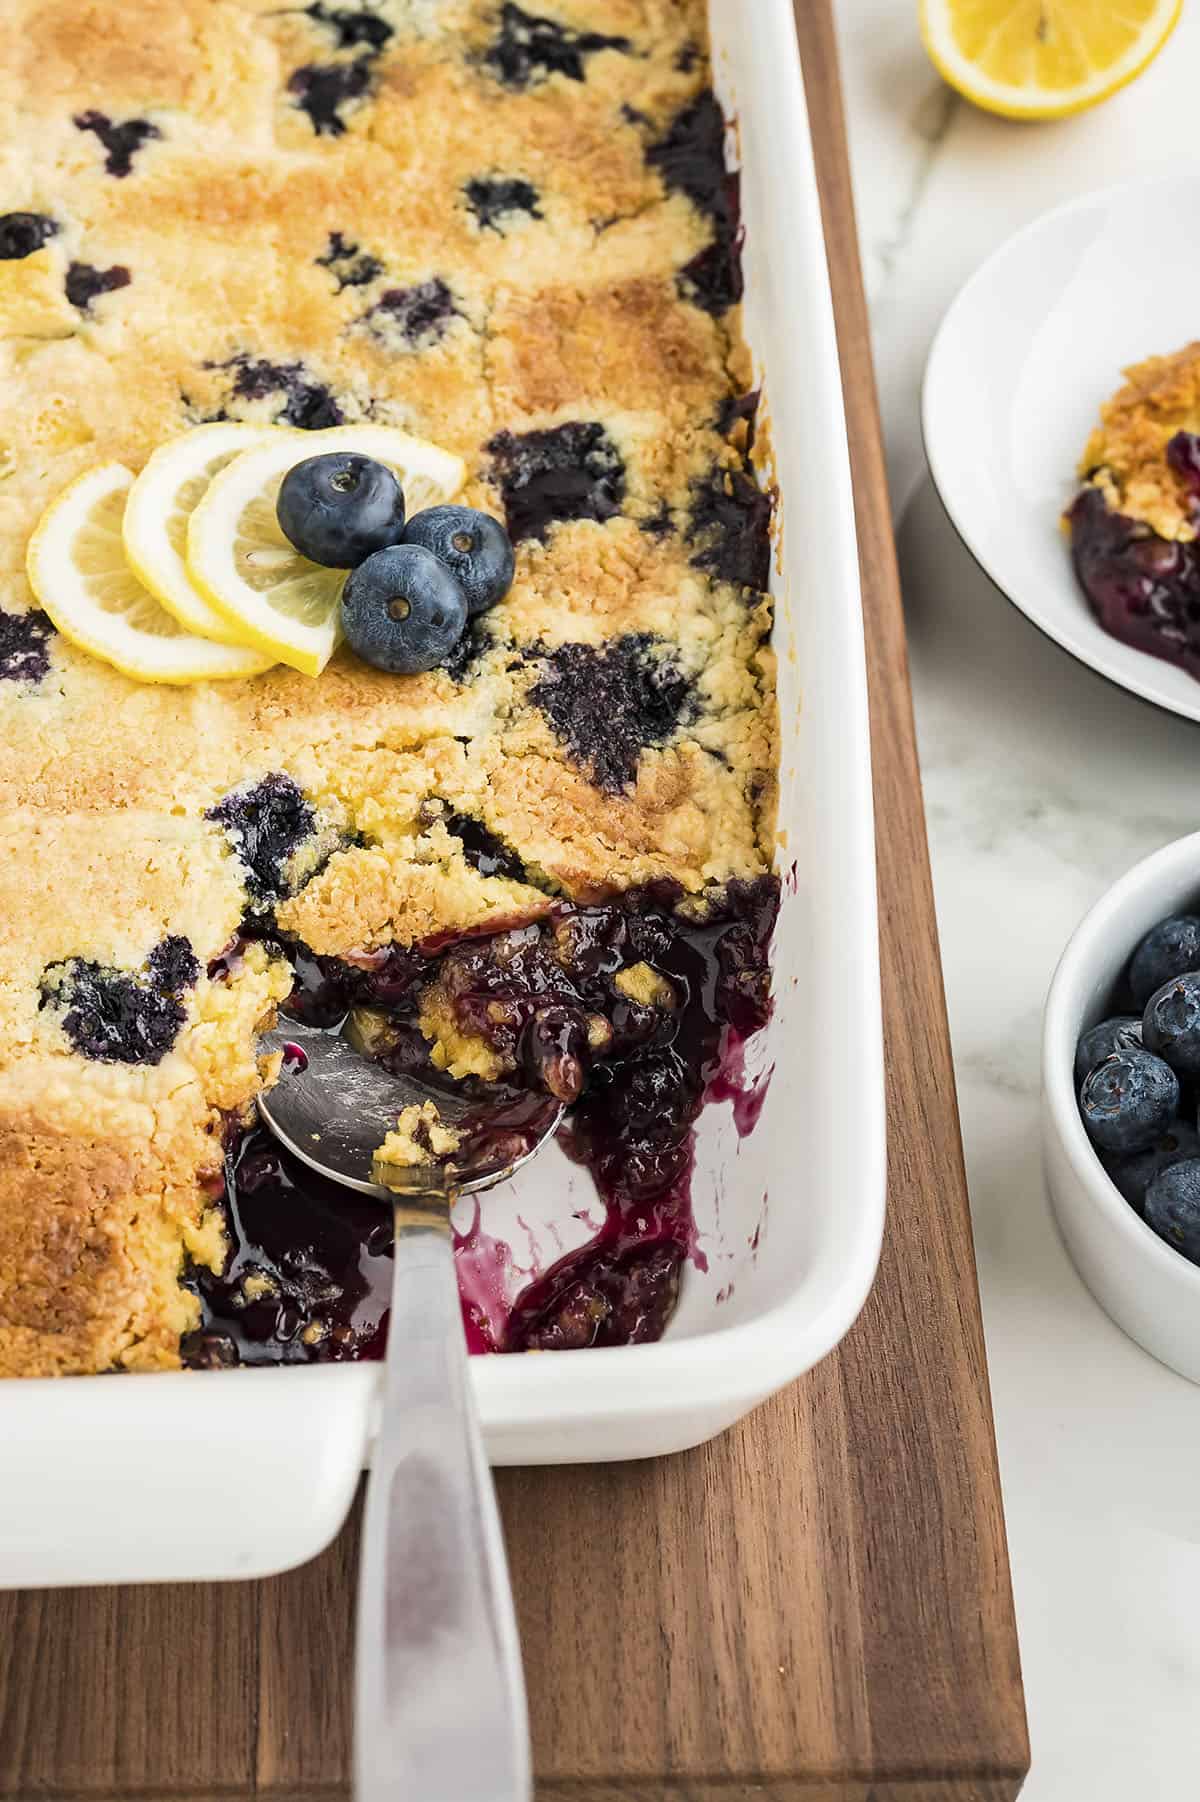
[0,1363,371,1587]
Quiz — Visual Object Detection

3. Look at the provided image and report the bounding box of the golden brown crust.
[1079,342,1200,541]
[0,0,777,1374]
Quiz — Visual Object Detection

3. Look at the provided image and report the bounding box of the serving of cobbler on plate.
[1068,341,1200,680]
[0,0,779,1376]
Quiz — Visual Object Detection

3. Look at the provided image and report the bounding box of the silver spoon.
[258,1014,561,1802]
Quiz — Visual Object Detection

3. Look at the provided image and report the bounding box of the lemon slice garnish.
[185,425,468,677]
[26,463,276,685]
[123,422,289,643]
[920,0,1181,119]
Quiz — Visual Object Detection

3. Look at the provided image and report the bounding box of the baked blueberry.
[0,213,58,260]
[688,460,773,591]
[463,176,543,233]
[442,812,527,882]
[402,506,514,616]
[363,278,459,349]
[528,635,694,791]
[65,261,131,311]
[207,773,317,903]
[1129,914,1200,1007]
[277,453,405,567]
[486,421,625,542]
[315,230,382,290]
[1074,1015,1143,1090]
[73,110,161,177]
[1144,1158,1200,1264]
[288,57,374,136]
[1143,971,1200,1074]
[304,2,393,51]
[1078,1048,1179,1153]
[341,545,468,674]
[483,4,630,90]
[0,609,55,683]
[1104,1120,1200,1213]
[40,935,199,1067]
[1166,430,1200,504]
[647,91,743,315]
[213,355,345,430]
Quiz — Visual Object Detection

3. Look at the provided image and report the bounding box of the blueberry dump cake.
[0,0,779,1376]
[1068,342,1200,679]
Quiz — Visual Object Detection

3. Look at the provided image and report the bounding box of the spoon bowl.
[257,1016,563,1195]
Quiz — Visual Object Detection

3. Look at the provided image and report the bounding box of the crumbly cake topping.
[0,0,778,1375]
[1078,342,1200,541]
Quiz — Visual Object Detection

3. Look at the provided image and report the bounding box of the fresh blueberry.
[1143,970,1200,1074]
[276,454,405,567]
[1128,914,1200,1007]
[402,505,514,616]
[341,544,468,674]
[1143,1158,1200,1264]
[1078,1048,1179,1153]
[1103,1120,1200,1212]
[1074,1015,1143,1090]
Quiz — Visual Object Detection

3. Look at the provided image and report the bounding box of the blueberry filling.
[40,935,199,1067]
[65,261,131,311]
[206,773,318,905]
[647,91,743,315]
[73,111,161,178]
[304,1,393,51]
[528,634,694,791]
[688,462,774,593]
[638,502,674,540]
[0,213,58,260]
[0,610,55,684]
[191,877,778,1362]
[210,355,345,430]
[463,176,543,233]
[716,387,761,444]
[288,56,374,136]
[315,230,383,290]
[442,812,529,882]
[485,421,625,542]
[483,3,631,90]
[363,278,460,349]
[1068,486,1200,681]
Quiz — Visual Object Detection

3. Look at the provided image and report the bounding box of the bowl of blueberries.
[1044,832,1200,1383]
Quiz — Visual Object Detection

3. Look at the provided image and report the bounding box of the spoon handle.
[355,1202,531,1802]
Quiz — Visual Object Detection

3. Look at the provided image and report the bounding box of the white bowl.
[923,172,1200,726]
[1044,832,1200,1382]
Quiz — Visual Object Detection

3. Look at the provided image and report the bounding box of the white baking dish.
[0,0,884,1589]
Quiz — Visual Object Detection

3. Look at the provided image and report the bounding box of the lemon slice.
[123,422,289,643]
[186,425,468,677]
[26,463,276,685]
[920,0,1180,118]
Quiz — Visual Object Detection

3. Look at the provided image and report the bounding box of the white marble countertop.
[834,6,1200,1797]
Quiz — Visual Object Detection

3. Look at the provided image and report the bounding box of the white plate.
[1,0,885,1588]
[923,172,1200,725]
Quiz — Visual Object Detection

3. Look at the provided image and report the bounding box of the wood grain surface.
[0,4,1029,1797]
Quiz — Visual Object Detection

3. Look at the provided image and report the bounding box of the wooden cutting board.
[0,5,1030,1797]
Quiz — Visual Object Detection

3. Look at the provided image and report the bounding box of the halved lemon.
[186,425,467,676]
[26,463,276,685]
[920,0,1181,119]
[123,422,288,643]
